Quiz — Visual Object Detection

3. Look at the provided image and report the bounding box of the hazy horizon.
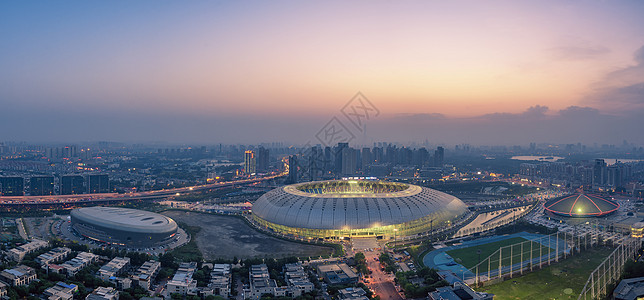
[2,1,644,145]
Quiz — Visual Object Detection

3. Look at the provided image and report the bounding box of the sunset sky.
[1,1,644,145]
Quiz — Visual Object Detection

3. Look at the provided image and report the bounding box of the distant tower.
[287,155,298,183]
[334,143,349,174]
[61,175,85,195]
[244,150,256,174]
[592,159,606,188]
[0,177,24,196]
[30,176,55,196]
[342,147,357,175]
[256,147,269,172]
[434,147,444,167]
[87,174,109,194]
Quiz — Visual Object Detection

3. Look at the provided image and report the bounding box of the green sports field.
[446,237,553,273]
[476,247,613,300]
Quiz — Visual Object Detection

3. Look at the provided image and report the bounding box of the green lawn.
[476,247,613,300]
[446,237,553,273]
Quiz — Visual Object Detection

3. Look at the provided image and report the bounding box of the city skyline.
[2,1,644,144]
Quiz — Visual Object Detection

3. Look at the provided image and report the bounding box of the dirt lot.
[161,210,333,259]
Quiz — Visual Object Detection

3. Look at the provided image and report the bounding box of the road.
[0,172,286,206]
[352,238,403,300]
[363,250,402,300]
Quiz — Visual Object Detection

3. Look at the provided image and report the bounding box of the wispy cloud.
[586,44,644,112]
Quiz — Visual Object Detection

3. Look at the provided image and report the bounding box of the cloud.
[391,113,445,121]
[369,105,643,145]
[585,44,644,112]
[549,45,610,61]
[478,105,549,120]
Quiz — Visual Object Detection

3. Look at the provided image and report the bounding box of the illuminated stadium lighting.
[543,193,619,217]
[252,180,468,239]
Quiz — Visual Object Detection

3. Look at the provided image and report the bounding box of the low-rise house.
[86,287,119,300]
[166,262,197,296]
[6,239,48,262]
[97,257,130,280]
[36,247,71,266]
[208,264,232,298]
[284,263,314,296]
[0,265,37,286]
[614,276,644,300]
[428,282,493,300]
[338,287,369,300]
[131,260,161,290]
[317,263,358,285]
[60,252,99,277]
[43,282,78,300]
[0,282,7,297]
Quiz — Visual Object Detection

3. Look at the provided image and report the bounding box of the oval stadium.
[251,180,469,239]
[70,207,178,247]
[543,193,619,217]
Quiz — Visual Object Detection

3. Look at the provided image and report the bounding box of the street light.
[393,228,398,246]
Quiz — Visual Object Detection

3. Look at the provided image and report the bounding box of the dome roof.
[252,180,468,230]
[71,206,178,233]
[544,193,619,217]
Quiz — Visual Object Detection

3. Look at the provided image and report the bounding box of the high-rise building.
[434,147,444,167]
[287,155,298,184]
[361,148,372,170]
[87,175,109,194]
[30,176,54,196]
[334,143,349,174]
[342,147,357,175]
[61,175,85,195]
[256,147,269,172]
[592,159,606,188]
[0,177,24,196]
[244,150,256,174]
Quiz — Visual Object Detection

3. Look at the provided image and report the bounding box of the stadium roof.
[71,207,177,233]
[252,180,468,230]
[543,194,619,217]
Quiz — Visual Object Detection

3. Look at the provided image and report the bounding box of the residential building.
[97,257,130,280]
[0,177,24,196]
[428,282,493,300]
[338,287,369,300]
[209,264,231,298]
[60,252,99,277]
[44,282,78,300]
[131,260,160,290]
[0,265,37,286]
[317,263,358,285]
[0,282,6,298]
[7,239,48,262]
[166,262,197,295]
[86,287,119,300]
[614,276,644,300]
[87,174,109,194]
[36,247,71,266]
[284,263,314,296]
[244,150,256,174]
[30,176,55,196]
[248,264,277,299]
[61,175,85,195]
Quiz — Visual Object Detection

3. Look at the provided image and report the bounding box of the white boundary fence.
[577,237,641,300]
[470,229,601,286]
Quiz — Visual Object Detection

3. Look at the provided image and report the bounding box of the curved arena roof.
[252,180,468,230]
[544,193,619,217]
[70,207,178,234]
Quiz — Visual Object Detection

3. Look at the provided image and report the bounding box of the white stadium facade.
[70,207,178,248]
[251,180,468,239]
